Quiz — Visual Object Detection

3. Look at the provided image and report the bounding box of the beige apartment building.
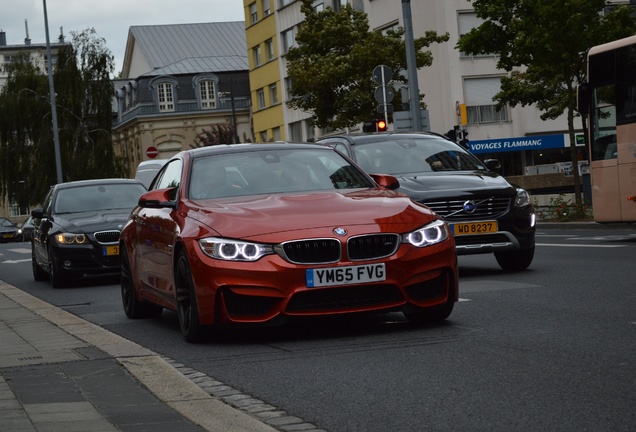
[246,0,633,178]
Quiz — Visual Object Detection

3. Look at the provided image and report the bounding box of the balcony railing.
[114,97,251,127]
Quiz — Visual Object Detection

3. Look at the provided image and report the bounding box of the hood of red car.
[186,189,436,239]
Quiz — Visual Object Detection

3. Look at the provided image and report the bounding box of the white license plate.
[306,263,386,288]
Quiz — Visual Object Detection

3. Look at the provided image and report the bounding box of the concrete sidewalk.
[0,281,279,432]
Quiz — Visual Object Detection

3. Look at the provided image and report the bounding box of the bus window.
[591,84,617,160]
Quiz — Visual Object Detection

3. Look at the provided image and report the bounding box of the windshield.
[189,147,374,199]
[1,218,14,227]
[352,137,486,175]
[54,183,147,214]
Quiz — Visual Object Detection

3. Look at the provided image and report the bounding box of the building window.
[378,21,399,35]
[200,80,216,109]
[281,28,295,55]
[272,127,281,141]
[305,122,315,142]
[257,88,266,109]
[265,39,275,61]
[157,82,174,112]
[270,83,279,105]
[253,45,262,66]
[263,0,271,16]
[463,77,509,124]
[289,121,303,141]
[284,77,293,101]
[458,12,495,58]
[281,0,293,6]
[250,3,258,24]
[314,2,324,12]
[260,131,268,142]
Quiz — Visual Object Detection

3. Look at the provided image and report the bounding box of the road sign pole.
[381,68,389,127]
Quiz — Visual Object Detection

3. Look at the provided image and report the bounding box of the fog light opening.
[64,260,72,268]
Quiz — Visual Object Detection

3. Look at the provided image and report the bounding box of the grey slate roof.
[144,55,248,76]
[129,21,247,73]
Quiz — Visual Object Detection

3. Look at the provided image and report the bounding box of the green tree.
[0,28,124,209]
[286,0,449,129]
[191,123,238,148]
[457,0,636,204]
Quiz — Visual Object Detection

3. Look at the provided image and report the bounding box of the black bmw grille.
[281,239,341,264]
[286,284,403,313]
[423,197,510,221]
[347,234,400,261]
[94,230,120,244]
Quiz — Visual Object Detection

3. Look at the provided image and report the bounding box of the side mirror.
[138,188,178,209]
[484,159,501,171]
[31,208,45,219]
[370,174,400,190]
[577,83,590,115]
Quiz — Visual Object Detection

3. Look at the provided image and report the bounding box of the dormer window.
[157,82,174,112]
[200,80,216,109]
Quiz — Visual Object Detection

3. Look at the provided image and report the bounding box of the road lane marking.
[536,243,626,248]
[1,259,31,264]
[8,248,31,254]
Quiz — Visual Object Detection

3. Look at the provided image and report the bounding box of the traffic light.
[377,118,387,132]
[362,121,377,133]
[445,129,457,143]
[459,129,469,148]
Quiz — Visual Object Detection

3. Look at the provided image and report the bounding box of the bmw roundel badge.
[333,227,347,236]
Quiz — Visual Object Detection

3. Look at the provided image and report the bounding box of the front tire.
[175,250,205,343]
[48,246,65,288]
[121,247,162,319]
[405,299,454,325]
[32,244,47,282]
[495,246,535,271]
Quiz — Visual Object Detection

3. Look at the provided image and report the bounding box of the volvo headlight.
[55,233,88,245]
[514,188,532,208]
[402,220,449,247]
[199,237,274,261]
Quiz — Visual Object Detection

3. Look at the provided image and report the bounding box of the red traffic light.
[377,119,387,132]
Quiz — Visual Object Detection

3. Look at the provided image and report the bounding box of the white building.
[262,0,636,176]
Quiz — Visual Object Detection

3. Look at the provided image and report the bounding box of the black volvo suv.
[317,132,536,271]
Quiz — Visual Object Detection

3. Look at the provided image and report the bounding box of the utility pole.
[402,0,422,131]
[43,0,63,183]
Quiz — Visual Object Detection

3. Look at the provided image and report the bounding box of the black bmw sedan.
[317,132,536,271]
[31,179,147,287]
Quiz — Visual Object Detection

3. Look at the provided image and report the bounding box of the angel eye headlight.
[199,237,274,261]
[55,233,88,245]
[402,220,449,247]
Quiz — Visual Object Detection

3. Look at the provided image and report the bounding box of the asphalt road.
[1,224,635,432]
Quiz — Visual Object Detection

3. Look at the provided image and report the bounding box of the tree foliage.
[0,28,124,209]
[191,123,238,148]
[457,0,636,203]
[286,0,449,129]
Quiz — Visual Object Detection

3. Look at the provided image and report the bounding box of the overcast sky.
[2,0,245,75]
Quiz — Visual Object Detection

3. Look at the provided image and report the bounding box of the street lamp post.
[43,0,63,183]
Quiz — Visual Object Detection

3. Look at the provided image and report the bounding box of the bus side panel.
[617,164,636,222]
[617,123,636,222]
[590,163,621,222]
